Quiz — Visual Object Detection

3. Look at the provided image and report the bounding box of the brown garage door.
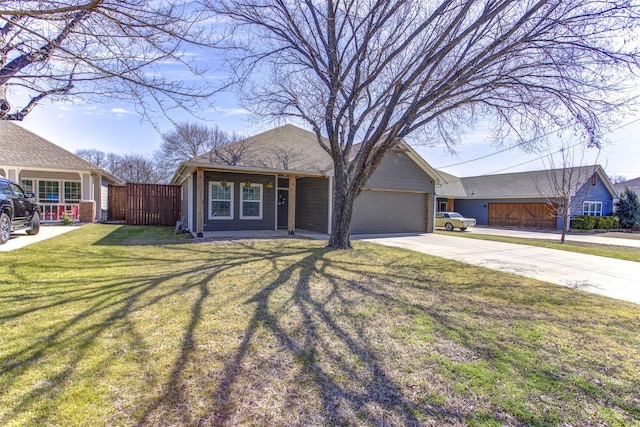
[488,202,557,230]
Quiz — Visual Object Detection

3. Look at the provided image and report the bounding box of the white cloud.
[111,107,137,115]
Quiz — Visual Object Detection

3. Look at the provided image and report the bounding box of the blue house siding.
[571,175,614,217]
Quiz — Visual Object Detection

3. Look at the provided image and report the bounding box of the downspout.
[327,175,333,235]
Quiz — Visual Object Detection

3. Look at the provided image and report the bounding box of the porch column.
[288,174,296,235]
[447,198,455,212]
[196,168,204,237]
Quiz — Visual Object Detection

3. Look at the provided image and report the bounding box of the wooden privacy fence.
[108,183,181,226]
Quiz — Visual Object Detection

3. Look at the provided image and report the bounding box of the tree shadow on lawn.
[1,228,638,426]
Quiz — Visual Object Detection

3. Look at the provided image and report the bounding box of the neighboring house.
[436,165,617,230]
[0,121,122,222]
[171,124,442,236]
[614,177,640,199]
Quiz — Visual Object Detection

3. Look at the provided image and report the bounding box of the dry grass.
[0,224,639,426]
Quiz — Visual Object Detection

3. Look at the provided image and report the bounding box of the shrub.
[572,215,619,230]
[594,216,619,229]
[617,188,640,229]
[60,212,75,226]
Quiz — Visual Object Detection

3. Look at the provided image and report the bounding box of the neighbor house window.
[21,179,33,194]
[210,181,233,219]
[583,201,602,217]
[64,181,81,202]
[39,180,59,203]
[240,184,263,219]
[438,201,448,212]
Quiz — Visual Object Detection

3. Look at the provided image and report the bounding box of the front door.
[277,189,288,228]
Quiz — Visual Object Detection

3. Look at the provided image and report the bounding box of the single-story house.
[171,124,442,236]
[435,165,618,229]
[0,121,122,222]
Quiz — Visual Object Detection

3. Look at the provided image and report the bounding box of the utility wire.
[435,101,640,170]
[486,117,640,174]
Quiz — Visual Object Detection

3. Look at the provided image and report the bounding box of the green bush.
[617,188,640,229]
[60,212,75,226]
[571,215,619,230]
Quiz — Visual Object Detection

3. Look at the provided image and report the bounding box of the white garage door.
[351,190,427,234]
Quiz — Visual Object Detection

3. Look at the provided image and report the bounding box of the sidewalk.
[0,225,79,252]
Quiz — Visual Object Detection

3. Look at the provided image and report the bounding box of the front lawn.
[1,225,638,426]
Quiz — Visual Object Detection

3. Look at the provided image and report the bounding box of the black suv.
[0,177,41,244]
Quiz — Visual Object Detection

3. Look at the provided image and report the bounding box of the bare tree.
[75,148,106,168]
[211,0,640,249]
[76,149,160,183]
[537,144,600,243]
[110,153,162,184]
[608,174,628,185]
[155,122,241,175]
[1,1,219,122]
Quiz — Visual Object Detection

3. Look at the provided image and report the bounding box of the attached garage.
[488,202,557,230]
[351,190,428,234]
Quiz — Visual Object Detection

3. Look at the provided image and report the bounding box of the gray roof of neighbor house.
[190,124,334,174]
[0,121,122,183]
[172,124,443,184]
[614,177,640,197]
[437,165,616,199]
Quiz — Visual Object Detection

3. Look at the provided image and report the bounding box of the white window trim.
[209,181,234,220]
[240,183,263,220]
[63,180,82,203]
[583,201,602,217]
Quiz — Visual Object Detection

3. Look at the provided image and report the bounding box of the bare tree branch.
[1,1,224,122]
[211,0,640,248]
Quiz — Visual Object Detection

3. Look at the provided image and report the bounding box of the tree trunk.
[327,186,357,249]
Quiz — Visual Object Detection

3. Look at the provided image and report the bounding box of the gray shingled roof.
[435,170,467,197]
[615,177,640,197]
[0,121,101,171]
[438,165,614,199]
[190,124,333,174]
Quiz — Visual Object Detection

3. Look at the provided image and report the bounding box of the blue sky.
[17,90,640,180]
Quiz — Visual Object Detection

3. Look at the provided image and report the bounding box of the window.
[241,184,263,219]
[39,181,59,203]
[64,181,81,202]
[438,201,447,212]
[21,179,33,194]
[210,181,233,219]
[583,201,602,217]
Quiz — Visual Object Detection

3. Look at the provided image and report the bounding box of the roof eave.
[172,161,333,182]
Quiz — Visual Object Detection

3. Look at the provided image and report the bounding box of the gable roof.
[0,121,122,182]
[437,165,616,199]
[172,124,442,185]
[614,177,640,197]
[191,124,333,174]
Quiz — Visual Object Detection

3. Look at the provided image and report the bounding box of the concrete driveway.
[0,225,79,252]
[356,233,640,305]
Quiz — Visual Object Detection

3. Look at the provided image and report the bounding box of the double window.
[209,181,264,220]
[583,201,602,217]
[39,181,60,203]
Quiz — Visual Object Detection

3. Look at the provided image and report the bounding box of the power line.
[485,117,640,174]
[435,114,640,171]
